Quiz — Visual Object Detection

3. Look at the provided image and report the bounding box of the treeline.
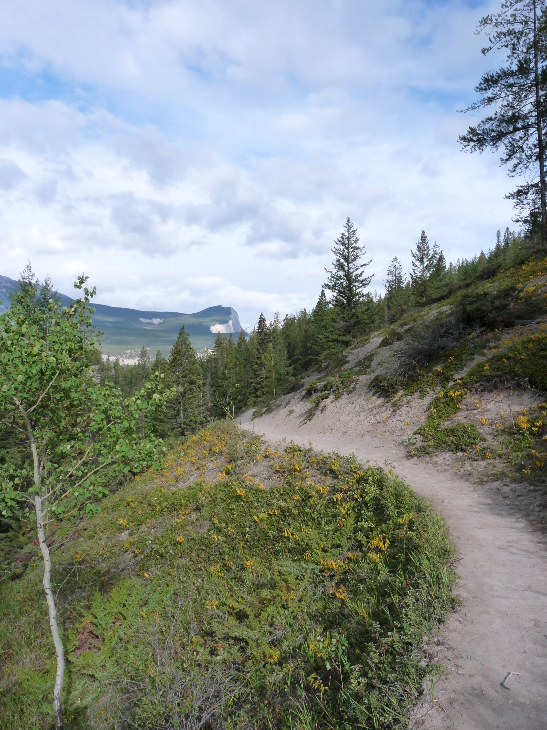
[103,221,539,438]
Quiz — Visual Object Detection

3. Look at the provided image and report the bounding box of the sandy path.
[239,400,547,729]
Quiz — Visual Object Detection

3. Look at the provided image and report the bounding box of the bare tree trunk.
[533,0,547,247]
[35,494,65,730]
[15,397,65,730]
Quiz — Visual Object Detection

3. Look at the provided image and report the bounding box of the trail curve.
[239,398,547,730]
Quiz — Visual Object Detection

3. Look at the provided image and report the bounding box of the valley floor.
[239,389,547,730]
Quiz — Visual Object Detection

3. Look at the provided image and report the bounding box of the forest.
[99,223,535,439]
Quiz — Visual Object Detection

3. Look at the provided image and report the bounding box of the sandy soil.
[239,384,547,729]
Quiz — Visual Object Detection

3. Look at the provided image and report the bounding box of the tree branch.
[28,370,60,414]
[49,461,109,505]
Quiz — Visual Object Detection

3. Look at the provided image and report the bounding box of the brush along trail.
[240,394,547,730]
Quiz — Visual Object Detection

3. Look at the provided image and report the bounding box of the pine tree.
[250,313,268,403]
[263,316,291,399]
[235,330,251,410]
[324,218,373,341]
[167,326,203,435]
[460,0,547,245]
[385,257,405,315]
[151,350,166,376]
[136,346,151,389]
[149,351,169,437]
[410,230,440,304]
[308,290,338,366]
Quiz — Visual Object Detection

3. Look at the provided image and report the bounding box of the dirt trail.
[239,395,547,729]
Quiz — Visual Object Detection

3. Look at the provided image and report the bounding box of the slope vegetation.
[269,255,547,519]
[0,421,454,730]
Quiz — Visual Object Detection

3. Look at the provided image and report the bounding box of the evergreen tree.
[167,326,203,435]
[234,330,251,410]
[460,0,547,245]
[308,290,338,366]
[264,316,291,399]
[136,346,151,389]
[250,313,268,403]
[324,218,373,341]
[410,231,439,303]
[385,257,406,315]
[149,351,169,437]
[151,350,167,376]
[430,243,447,296]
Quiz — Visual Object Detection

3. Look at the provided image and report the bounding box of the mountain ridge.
[0,274,247,355]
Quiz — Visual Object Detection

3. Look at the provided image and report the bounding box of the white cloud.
[0,0,518,325]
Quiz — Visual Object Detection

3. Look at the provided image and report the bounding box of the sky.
[0,0,516,326]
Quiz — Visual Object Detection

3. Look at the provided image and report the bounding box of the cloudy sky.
[0,0,515,325]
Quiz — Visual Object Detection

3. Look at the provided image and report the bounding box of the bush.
[456,284,518,329]
[465,333,547,392]
[414,422,483,455]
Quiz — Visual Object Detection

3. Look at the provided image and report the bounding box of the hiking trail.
[239,390,547,730]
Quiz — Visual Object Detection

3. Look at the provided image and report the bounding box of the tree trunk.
[35,494,65,730]
[533,0,547,247]
[16,397,65,730]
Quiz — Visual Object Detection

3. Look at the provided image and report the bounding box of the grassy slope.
[0,421,454,730]
[335,254,547,488]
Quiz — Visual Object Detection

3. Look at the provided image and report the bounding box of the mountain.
[0,274,246,355]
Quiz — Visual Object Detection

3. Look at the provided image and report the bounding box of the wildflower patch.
[0,420,455,730]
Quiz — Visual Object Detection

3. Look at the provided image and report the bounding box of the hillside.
[0,421,454,729]
[0,274,246,355]
[239,254,547,728]
[251,253,547,513]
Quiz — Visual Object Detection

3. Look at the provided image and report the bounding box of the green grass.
[464,331,547,392]
[370,255,547,404]
[410,330,547,471]
[410,387,484,457]
[497,404,547,478]
[0,421,455,729]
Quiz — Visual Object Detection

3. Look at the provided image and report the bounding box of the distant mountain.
[0,275,19,313]
[0,274,247,356]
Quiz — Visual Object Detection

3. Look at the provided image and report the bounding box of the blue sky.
[0,0,515,325]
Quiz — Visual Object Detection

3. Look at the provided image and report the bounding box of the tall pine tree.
[250,313,269,403]
[167,326,203,435]
[385,257,406,316]
[410,231,439,304]
[460,0,547,244]
[324,218,373,341]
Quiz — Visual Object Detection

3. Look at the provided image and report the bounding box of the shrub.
[465,332,547,392]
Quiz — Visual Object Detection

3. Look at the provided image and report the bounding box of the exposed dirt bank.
[239,394,547,729]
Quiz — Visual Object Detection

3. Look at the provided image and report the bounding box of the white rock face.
[210,308,243,334]
[139,318,164,325]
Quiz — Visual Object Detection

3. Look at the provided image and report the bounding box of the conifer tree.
[167,326,203,435]
[324,218,372,341]
[151,350,166,375]
[263,316,291,399]
[136,346,151,389]
[235,330,251,410]
[460,0,547,244]
[385,257,406,315]
[250,313,268,403]
[308,290,337,365]
[410,231,440,303]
